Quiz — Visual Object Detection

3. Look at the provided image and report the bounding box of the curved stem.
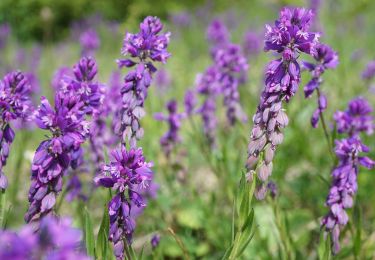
[316,89,335,161]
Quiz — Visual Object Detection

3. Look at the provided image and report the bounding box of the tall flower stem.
[270,198,295,260]
[316,89,334,161]
[9,131,29,205]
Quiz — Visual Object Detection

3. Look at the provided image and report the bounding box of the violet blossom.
[97,16,169,258]
[242,30,261,57]
[114,16,171,147]
[214,44,248,125]
[0,71,33,190]
[95,146,153,259]
[26,57,102,222]
[321,97,374,253]
[154,100,185,157]
[0,216,90,259]
[333,97,374,136]
[155,68,171,91]
[361,60,375,81]
[321,137,374,253]
[196,66,220,147]
[246,7,319,198]
[303,43,338,128]
[80,29,100,56]
[206,19,230,48]
[184,89,197,116]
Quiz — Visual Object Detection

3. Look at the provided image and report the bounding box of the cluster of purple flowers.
[194,20,249,147]
[246,7,319,199]
[0,216,89,259]
[0,71,33,190]
[206,19,230,51]
[361,60,375,81]
[303,43,338,127]
[155,100,185,157]
[80,29,100,56]
[321,97,374,253]
[0,23,10,50]
[242,30,261,57]
[114,16,170,147]
[25,57,103,222]
[95,146,153,259]
[96,16,169,258]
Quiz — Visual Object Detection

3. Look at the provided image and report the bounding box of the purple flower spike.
[115,16,170,147]
[206,19,230,51]
[155,100,185,157]
[302,43,338,127]
[184,89,197,116]
[334,97,373,136]
[322,137,374,254]
[0,216,89,259]
[95,145,153,257]
[214,44,248,125]
[151,234,161,249]
[80,28,100,56]
[0,71,33,190]
[247,7,319,196]
[322,98,374,254]
[26,57,103,222]
[242,30,261,57]
[362,60,375,81]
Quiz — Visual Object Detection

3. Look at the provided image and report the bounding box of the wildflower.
[80,29,100,56]
[26,57,101,222]
[0,23,10,50]
[196,66,220,147]
[303,43,338,127]
[115,16,171,147]
[184,89,197,116]
[206,19,230,50]
[321,137,374,254]
[0,216,89,259]
[154,100,185,157]
[95,145,153,259]
[214,44,248,125]
[155,68,171,90]
[151,234,161,249]
[0,71,32,190]
[361,60,375,81]
[242,30,261,57]
[247,7,319,195]
[333,97,373,136]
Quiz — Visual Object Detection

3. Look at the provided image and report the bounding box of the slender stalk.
[10,131,29,205]
[316,89,335,161]
[168,227,190,260]
[271,198,294,260]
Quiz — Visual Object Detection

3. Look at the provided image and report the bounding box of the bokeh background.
[1,0,375,259]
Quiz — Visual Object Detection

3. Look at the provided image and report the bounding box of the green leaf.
[96,204,110,259]
[353,205,362,258]
[0,191,6,228]
[138,245,145,260]
[318,232,331,260]
[241,208,254,232]
[84,207,96,258]
[236,231,255,258]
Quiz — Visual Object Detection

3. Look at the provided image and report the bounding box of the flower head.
[322,137,374,253]
[121,16,170,64]
[80,29,100,56]
[334,97,373,136]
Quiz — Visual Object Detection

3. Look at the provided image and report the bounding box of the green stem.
[10,131,29,205]
[316,89,335,161]
[271,198,294,260]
